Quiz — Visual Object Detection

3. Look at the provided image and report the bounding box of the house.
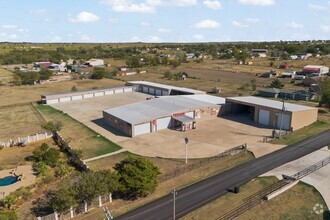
[262,71,277,78]
[34,62,52,69]
[48,64,60,71]
[186,53,195,59]
[84,59,104,67]
[258,88,281,98]
[302,76,321,87]
[303,65,329,75]
[297,53,312,60]
[293,90,316,101]
[67,65,80,73]
[281,71,295,78]
[289,55,298,60]
[251,49,267,58]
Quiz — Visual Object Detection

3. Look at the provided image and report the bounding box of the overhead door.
[134,123,150,136]
[59,97,71,103]
[149,88,155,95]
[162,91,169,96]
[276,113,291,130]
[115,89,123,94]
[72,95,83,101]
[185,111,194,118]
[155,89,162,96]
[258,109,270,126]
[83,94,93,98]
[156,117,172,130]
[94,92,104,97]
[124,88,132,93]
[142,87,148,93]
[47,99,59,104]
[104,90,114,95]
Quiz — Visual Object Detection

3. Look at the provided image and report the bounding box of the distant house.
[251,49,267,58]
[302,65,329,76]
[289,55,298,60]
[67,65,80,73]
[48,64,60,71]
[186,53,195,59]
[293,90,316,101]
[34,62,52,69]
[258,88,281,98]
[297,53,312,60]
[262,71,277,78]
[84,59,104,67]
[281,70,295,78]
[302,76,321,87]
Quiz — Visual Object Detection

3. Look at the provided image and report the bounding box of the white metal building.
[85,59,104,67]
[103,96,223,137]
[126,81,206,96]
[303,65,329,75]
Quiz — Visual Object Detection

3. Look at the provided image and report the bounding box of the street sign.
[184,137,189,144]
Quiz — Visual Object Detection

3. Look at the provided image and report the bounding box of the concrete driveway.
[261,147,330,208]
[51,92,280,159]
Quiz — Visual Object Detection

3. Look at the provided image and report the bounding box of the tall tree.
[319,78,330,110]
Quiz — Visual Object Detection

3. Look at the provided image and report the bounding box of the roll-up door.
[149,88,155,95]
[59,97,71,103]
[142,87,148,93]
[83,94,93,98]
[155,89,162,96]
[134,123,150,136]
[162,91,169,96]
[276,113,290,130]
[258,109,270,126]
[72,95,83,101]
[47,99,59,104]
[156,117,172,130]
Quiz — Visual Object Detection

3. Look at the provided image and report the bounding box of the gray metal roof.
[104,96,218,125]
[127,81,205,94]
[162,94,226,105]
[41,86,130,99]
[226,96,316,112]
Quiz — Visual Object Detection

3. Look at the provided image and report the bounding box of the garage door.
[59,97,71,103]
[72,95,83,101]
[258,109,270,126]
[134,123,150,136]
[94,92,104,97]
[104,90,114,95]
[156,117,172,130]
[83,94,93,98]
[185,111,194,118]
[142,87,148,93]
[149,88,155,95]
[47,99,59,104]
[276,113,290,130]
[162,91,169,96]
[155,89,162,96]
[124,88,132,93]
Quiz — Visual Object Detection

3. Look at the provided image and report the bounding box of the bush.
[32,143,60,167]
[91,67,106,79]
[0,210,18,220]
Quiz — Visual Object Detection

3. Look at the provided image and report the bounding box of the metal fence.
[217,156,330,220]
[0,132,53,147]
[158,144,247,182]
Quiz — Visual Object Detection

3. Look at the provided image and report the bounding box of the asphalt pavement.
[116,129,330,220]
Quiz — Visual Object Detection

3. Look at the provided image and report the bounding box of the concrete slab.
[261,147,330,208]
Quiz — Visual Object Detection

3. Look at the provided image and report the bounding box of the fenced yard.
[36,104,121,159]
[0,103,46,141]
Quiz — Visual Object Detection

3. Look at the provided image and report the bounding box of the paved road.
[116,130,330,220]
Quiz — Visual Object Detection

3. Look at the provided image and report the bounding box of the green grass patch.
[36,104,121,159]
[271,120,330,145]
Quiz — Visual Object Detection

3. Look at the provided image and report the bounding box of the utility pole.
[184,137,189,164]
[172,189,177,220]
[279,100,285,139]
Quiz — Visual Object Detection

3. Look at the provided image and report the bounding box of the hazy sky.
[0,0,329,43]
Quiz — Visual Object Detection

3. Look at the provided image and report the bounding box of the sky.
[0,0,329,43]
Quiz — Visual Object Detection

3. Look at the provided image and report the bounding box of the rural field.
[36,104,121,159]
[0,103,45,140]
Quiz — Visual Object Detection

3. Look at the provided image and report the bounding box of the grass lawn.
[36,104,121,159]
[75,152,255,220]
[182,178,329,220]
[0,104,45,140]
[0,139,56,170]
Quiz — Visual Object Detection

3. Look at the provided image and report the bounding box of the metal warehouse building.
[103,95,224,137]
[41,86,133,104]
[225,96,318,131]
[127,81,206,96]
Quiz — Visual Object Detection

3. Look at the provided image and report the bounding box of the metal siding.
[47,99,59,104]
[71,95,83,100]
[156,117,172,130]
[258,109,270,126]
[134,123,150,136]
[59,97,71,103]
[155,89,162,96]
[276,113,291,130]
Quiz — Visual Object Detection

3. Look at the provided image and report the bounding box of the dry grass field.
[182,179,329,220]
[36,105,121,159]
[0,104,45,140]
[0,139,55,170]
[0,78,125,106]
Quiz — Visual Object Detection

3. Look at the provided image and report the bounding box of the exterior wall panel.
[71,95,83,101]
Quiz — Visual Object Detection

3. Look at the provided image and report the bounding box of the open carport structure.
[225,96,318,131]
[103,96,223,137]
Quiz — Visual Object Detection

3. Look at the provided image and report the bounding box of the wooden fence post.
[99,196,102,207]
[70,206,74,218]
[109,193,112,203]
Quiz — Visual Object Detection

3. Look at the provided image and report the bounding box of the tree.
[32,143,60,167]
[91,67,106,79]
[50,188,76,215]
[12,75,22,86]
[55,159,72,178]
[319,78,330,110]
[39,69,53,80]
[114,156,161,199]
[74,172,104,205]
[126,57,141,68]
[164,70,173,80]
[0,210,18,220]
[270,79,284,89]
[169,59,180,68]
[42,120,63,134]
[33,161,48,175]
[71,86,78,91]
